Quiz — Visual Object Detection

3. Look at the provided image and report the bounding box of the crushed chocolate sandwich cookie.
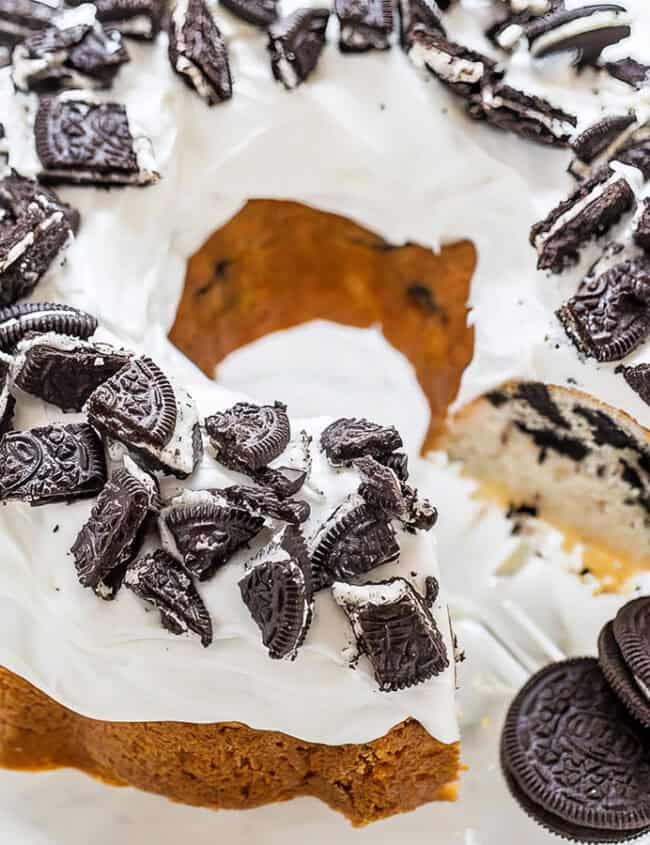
[621,362,650,406]
[159,489,264,580]
[0,301,96,351]
[0,174,79,304]
[525,3,632,67]
[34,92,159,186]
[334,0,393,53]
[598,620,650,729]
[308,493,399,592]
[11,6,130,92]
[239,525,313,660]
[531,166,636,273]
[501,658,650,843]
[0,0,63,46]
[66,0,164,39]
[0,421,106,504]
[398,0,444,50]
[72,457,158,599]
[125,548,213,646]
[320,416,402,465]
[486,10,534,53]
[354,453,437,531]
[332,577,449,691]
[569,113,650,180]
[467,82,576,148]
[0,352,15,435]
[221,484,310,524]
[605,57,650,90]
[10,332,130,411]
[267,7,329,90]
[407,28,503,98]
[220,0,278,27]
[205,400,290,473]
[85,355,202,478]
[168,0,232,105]
[633,198,650,251]
[557,256,650,362]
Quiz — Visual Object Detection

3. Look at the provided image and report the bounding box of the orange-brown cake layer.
[0,667,460,825]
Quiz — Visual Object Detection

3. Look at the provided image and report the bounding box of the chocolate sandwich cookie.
[0,422,106,504]
[557,256,650,362]
[66,0,165,39]
[633,199,650,252]
[0,353,15,435]
[125,549,213,646]
[11,9,130,92]
[168,0,232,105]
[159,490,264,580]
[72,458,158,599]
[606,57,650,90]
[309,493,400,591]
[486,11,534,53]
[525,3,632,67]
[321,416,402,465]
[34,93,159,186]
[11,333,130,411]
[0,174,79,304]
[221,484,311,524]
[612,597,650,694]
[407,28,503,98]
[531,166,635,273]
[220,0,278,27]
[0,301,97,351]
[354,453,437,531]
[332,577,449,691]
[334,0,393,53]
[621,362,650,406]
[267,7,329,89]
[239,525,313,660]
[501,658,650,843]
[598,621,650,729]
[0,0,63,47]
[398,0,444,50]
[569,114,636,180]
[86,355,203,478]
[206,401,290,472]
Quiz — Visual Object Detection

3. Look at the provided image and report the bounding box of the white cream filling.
[496,23,525,50]
[530,9,633,58]
[112,13,154,36]
[509,0,549,13]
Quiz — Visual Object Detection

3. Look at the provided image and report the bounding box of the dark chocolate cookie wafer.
[612,597,650,691]
[239,525,313,660]
[159,490,264,580]
[334,0,393,53]
[531,167,635,272]
[34,94,159,186]
[205,400,290,473]
[0,0,63,46]
[267,7,329,89]
[72,458,158,599]
[67,0,165,39]
[332,576,449,691]
[125,548,213,646]
[320,416,402,464]
[501,658,650,841]
[355,454,407,517]
[0,301,96,351]
[398,0,444,50]
[0,422,106,504]
[467,82,576,148]
[221,0,278,26]
[599,621,650,729]
[569,114,636,179]
[221,484,311,524]
[12,333,129,411]
[633,198,650,252]
[309,493,400,591]
[606,58,650,90]
[621,363,650,406]
[526,4,632,67]
[557,256,650,362]
[0,353,15,435]
[168,0,232,105]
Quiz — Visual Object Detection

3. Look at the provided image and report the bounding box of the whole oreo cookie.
[267,7,329,89]
[205,400,290,472]
[598,620,650,729]
[334,0,393,53]
[0,301,96,352]
[501,658,650,842]
[220,0,278,26]
[320,416,402,465]
[612,597,650,692]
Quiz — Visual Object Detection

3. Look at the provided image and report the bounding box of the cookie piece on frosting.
[557,256,650,362]
[605,57,650,89]
[621,362,650,406]
[0,174,79,304]
[168,0,232,105]
[125,548,213,646]
[467,82,576,148]
[0,301,96,351]
[267,7,329,89]
[11,6,130,92]
[34,92,159,186]
[221,484,310,524]
[220,0,278,27]
[320,416,402,464]
[633,198,650,251]
[0,353,15,435]
[72,457,159,599]
[598,619,650,729]
[398,0,444,50]
[530,166,636,272]
[159,489,264,580]
[0,0,63,46]
[239,525,313,660]
[501,658,650,843]
[66,0,164,39]
[354,453,437,531]
[332,577,449,691]
[206,400,290,471]
[525,3,632,67]
[85,355,203,478]
[334,0,393,53]
[569,113,637,179]
[0,422,106,504]
[10,332,130,411]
